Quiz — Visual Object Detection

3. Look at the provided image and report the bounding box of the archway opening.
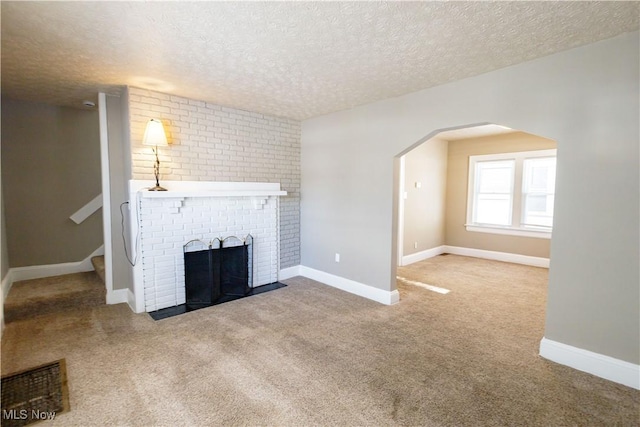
[392,122,557,297]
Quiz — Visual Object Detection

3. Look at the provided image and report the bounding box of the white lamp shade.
[142,118,168,146]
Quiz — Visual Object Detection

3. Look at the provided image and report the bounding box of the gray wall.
[445,132,555,258]
[1,99,103,267]
[106,93,133,291]
[1,157,5,330]
[301,32,639,364]
[402,138,447,255]
[127,88,301,268]
[1,180,8,280]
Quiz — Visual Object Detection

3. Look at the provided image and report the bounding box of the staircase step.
[3,272,106,323]
[91,255,105,284]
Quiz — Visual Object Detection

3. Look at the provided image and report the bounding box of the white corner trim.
[2,270,13,300]
[106,288,139,314]
[107,288,129,305]
[443,245,549,268]
[279,265,301,280]
[98,93,115,305]
[396,155,406,267]
[1,271,13,338]
[10,245,106,283]
[127,289,140,313]
[107,288,139,313]
[540,337,640,390]
[70,194,103,224]
[127,190,146,314]
[298,265,399,305]
[401,246,445,266]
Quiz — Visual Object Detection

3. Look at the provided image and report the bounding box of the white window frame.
[466,149,557,239]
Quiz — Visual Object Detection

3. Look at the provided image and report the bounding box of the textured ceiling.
[1,1,638,120]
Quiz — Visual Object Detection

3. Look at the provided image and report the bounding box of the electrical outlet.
[335,253,340,263]
[414,242,418,249]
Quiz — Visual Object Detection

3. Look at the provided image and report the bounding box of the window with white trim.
[466,149,556,238]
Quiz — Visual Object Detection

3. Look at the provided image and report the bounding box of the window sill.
[465,224,552,239]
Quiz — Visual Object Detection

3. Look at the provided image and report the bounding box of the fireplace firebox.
[184,236,253,307]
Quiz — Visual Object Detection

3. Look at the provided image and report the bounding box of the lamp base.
[148,185,167,191]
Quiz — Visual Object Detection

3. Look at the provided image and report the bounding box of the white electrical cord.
[120,198,141,266]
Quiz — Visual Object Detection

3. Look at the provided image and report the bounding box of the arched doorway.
[393,123,557,293]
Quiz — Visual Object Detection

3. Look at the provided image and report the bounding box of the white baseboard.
[10,245,106,283]
[540,337,639,390]
[298,265,399,305]
[280,264,399,305]
[107,288,129,305]
[105,288,140,315]
[401,245,445,266]
[0,272,10,337]
[279,265,301,280]
[127,289,141,313]
[2,270,13,300]
[443,245,550,268]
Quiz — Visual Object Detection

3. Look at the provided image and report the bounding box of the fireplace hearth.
[148,281,286,320]
[148,235,286,321]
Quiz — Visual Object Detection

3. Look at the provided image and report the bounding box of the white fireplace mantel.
[127,180,287,313]
[140,189,287,198]
[131,180,287,198]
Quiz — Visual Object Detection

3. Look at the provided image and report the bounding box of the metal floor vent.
[1,359,69,426]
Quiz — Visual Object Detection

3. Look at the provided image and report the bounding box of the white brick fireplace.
[128,180,287,312]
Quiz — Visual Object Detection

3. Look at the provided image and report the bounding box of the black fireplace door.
[220,245,250,296]
[185,249,221,306]
[185,244,249,306]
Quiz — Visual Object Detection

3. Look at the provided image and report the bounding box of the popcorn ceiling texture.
[2,2,638,119]
[128,87,301,268]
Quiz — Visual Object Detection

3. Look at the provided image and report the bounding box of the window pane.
[477,161,514,193]
[527,194,547,212]
[523,156,556,228]
[473,159,513,226]
[524,157,556,193]
[476,194,512,225]
[523,194,554,227]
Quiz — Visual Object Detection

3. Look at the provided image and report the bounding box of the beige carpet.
[3,272,105,323]
[2,255,638,426]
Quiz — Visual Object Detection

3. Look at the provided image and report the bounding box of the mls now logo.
[2,409,28,420]
[3,409,56,420]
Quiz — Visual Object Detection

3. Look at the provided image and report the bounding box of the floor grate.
[1,359,69,426]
